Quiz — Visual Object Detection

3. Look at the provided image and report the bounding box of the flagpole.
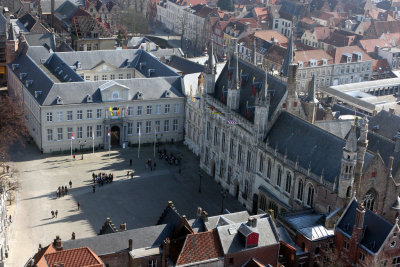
[138,127,141,159]
[108,129,111,157]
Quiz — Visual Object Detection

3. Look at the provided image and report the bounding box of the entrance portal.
[111,126,120,146]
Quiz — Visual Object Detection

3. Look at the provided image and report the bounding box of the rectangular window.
[85,76,90,80]
[164,104,170,114]
[94,75,99,81]
[164,120,169,132]
[127,73,132,79]
[146,121,152,133]
[155,120,160,133]
[110,74,115,80]
[46,112,53,122]
[246,150,251,172]
[67,127,73,139]
[77,126,83,139]
[87,109,93,119]
[127,122,133,135]
[67,111,73,121]
[47,129,53,141]
[102,74,107,80]
[127,107,133,116]
[359,252,365,262]
[57,128,63,140]
[96,125,102,137]
[174,103,180,113]
[173,119,178,131]
[146,105,152,115]
[96,109,102,118]
[156,104,161,114]
[393,256,400,266]
[344,241,349,250]
[136,122,142,134]
[118,73,123,79]
[229,139,234,159]
[87,126,93,138]
[238,144,242,165]
[56,111,63,122]
[137,106,142,115]
[77,110,83,120]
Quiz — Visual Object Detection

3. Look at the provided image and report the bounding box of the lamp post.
[79,140,87,160]
[198,172,202,193]
[221,189,228,214]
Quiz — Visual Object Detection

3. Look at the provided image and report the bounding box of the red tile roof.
[294,49,334,67]
[175,0,207,6]
[176,230,223,265]
[312,26,334,41]
[373,59,390,72]
[330,46,372,64]
[44,247,104,267]
[253,7,268,19]
[254,30,288,45]
[359,38,391,53]
[34,245,57,267]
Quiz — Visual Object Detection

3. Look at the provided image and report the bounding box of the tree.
[0,94,28,156]
[119,8,150,34]
[217,0,234,12]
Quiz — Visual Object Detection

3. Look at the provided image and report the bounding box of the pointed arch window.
[277,166,282,187]
[364,190,375,210]
[306,184,315,207]
[267,159,272,178]
[259,153,264,173]
[285,172,292,193]
[297,179,304,200]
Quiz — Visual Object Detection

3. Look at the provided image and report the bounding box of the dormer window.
[343,53,352,63]
[87,94,93,103]
[322,58,328,65]
[165,90,171,97]
[112,91,119,99]
[298,61,303,68]
[354,51,362,62]
[137,92,143,100]
[56,96,63,104]
[309,59,317,67]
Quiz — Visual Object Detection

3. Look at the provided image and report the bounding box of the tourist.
[55,210,58,218]
[69,180,72,188]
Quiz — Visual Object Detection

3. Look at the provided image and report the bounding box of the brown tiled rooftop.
[44,247,103,267]
[176,230,223,265]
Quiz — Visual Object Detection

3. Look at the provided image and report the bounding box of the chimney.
[120,223,127,231]
[355,203,365,229]
[247,216,257,227]
[389,108,395,116]
[38,243,42,252]
[128,239,133,251]
[268,209,274,219]
[389,156,394,173]
[196,207,202,218]
[372,110,377,116]
[53,236,62,251]
[162,238,170,267]
[201,210,208,222]
[146,42,150,52]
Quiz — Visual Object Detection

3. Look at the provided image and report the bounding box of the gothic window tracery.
[364,189,376,211]
[306,183,315,207]
[297,179,304,201]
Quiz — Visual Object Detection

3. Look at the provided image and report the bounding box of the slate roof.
[40,0,84,14]
[54,0,80,21]
[167,55,205,75]
[24,33,56,51]
[205,211,249,230]
[315,119,353,139]
[45,53,84,82]
[331,103,367,118]
[368,110,400,140]
[63,224,174,255]
[18,13,37,31]
[44,247,103,267]
[176,230,223,265]
[213,57,286,122]
[266,111,346,183]
[336,199,394,253]
[157,204,182,229]
[217,215,280,254]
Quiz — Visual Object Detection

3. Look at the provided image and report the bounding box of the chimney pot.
[53,235,62,251]
[129,239,133,251]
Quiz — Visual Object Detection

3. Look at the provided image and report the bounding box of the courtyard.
[6,142,245,267]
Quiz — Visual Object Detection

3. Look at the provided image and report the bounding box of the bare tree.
[119,8,150,34]
[0,168,21,205]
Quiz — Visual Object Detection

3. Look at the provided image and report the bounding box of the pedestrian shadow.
[40,217,53,221]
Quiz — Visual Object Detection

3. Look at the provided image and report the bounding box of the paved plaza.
[6,142,245,267]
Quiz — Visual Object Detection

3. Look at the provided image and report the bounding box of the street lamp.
[221,189,228,214]
[198,172,202,193]
[79,140,87,160]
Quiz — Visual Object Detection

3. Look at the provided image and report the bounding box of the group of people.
[51,210,58,218]
[159,149,181,166]
[92,172,114,186]
[56,186,68,198]
[145,158,156,171]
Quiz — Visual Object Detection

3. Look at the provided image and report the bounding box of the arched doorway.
[111,126,120,146]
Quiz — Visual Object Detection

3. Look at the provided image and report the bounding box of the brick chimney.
[162,238,170,267]
[247,216,257,227]
[53,235,62,251]
[354,203,365,230]
[350,203,365,263]
[201,210,208,222]
[128,239,133,251]
[38,243,42,252]
[120,223,127,231]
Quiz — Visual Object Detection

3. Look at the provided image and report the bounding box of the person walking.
[71,232,76,240]
[69,180,72,188]
[55,210,58,218]
[92,185,96,193]
[51,210,54,218]
[77,202,80,210]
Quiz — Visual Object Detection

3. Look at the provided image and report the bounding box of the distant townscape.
[0,0,399,266]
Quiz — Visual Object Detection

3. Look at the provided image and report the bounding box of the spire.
[206,42,216,74]
[345,125,358,152]
[282,30,294,77]
[233,45,240,90]
[305,75,317,103]
[252,37,257,65]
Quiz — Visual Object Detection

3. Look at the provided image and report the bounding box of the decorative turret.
[252,38,257,66]
[338,125,358,199]
[227,46,241,111]
[302,75,318,124]
[254,69,270,141]
[354,117,369,194]
[203,42,216,95]
[281,30,294,77]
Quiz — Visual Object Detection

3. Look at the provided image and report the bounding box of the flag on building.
[71,132,75,140]
[108,129,111,136]
[126,106,130,116]
[117,108,121,115]
[109,107,114,116]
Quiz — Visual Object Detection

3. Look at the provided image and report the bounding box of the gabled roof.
[176,230,223,265]
[266,111,346,183]
[168,55,205,75]
[312,26,335,41]
[254,30,288,45]
[213,56,286,122]
[330,45,372,63]
[369,110,400,140]
[294,49,333,67]
[359,38,391,53]
[205,211,249,230]
[44,247,104,267]
[336,199,394,254]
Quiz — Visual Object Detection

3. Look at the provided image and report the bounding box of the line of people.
[92,172,114,186]
[158,149,181,166]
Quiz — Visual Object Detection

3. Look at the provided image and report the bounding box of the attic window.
[112,91,119,99]
[298,61,303,68]
[137,92,143,100]
[354,52,362,62]
[165,90,171,97]
[309,59,317,67]
[12,64,19,71]
[87,94,93,103]
[322,58,328,65]
[56,96,63,104]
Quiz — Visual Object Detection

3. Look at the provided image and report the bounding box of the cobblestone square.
[6,143,245,267]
